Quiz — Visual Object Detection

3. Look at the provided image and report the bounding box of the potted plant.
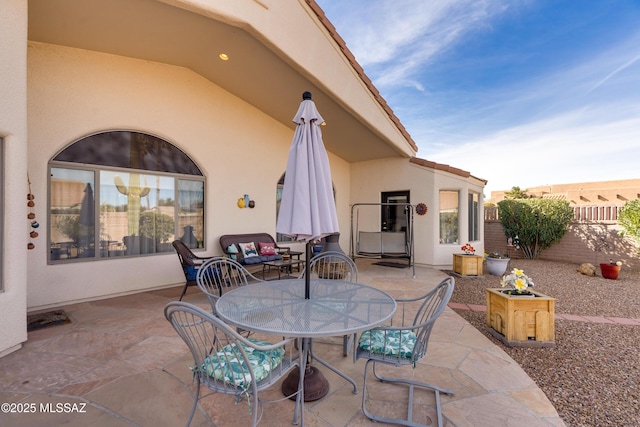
[600,259,622,280]
[485,251,510,276]
[486,268,555,347]
[453,243,483,276]
[500,268,535,295]
[461,243,475,255]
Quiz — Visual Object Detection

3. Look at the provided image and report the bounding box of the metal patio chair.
[196,256,264,315]
[164,301,302,426]
[354,276,455,427]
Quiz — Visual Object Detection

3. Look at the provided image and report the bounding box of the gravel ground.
[447,259,640,427]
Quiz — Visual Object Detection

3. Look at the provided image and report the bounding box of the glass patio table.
[215,278,396,417]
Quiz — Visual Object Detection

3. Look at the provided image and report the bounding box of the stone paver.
[0,260,565,426]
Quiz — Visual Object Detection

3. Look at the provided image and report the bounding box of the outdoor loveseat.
[219,233,290,270]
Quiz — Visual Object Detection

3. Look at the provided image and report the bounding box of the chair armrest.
[185,254,214,267]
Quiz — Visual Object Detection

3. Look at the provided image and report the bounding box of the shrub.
[139,211,175,243]
[618,199,640,250]
[498,199,574,259]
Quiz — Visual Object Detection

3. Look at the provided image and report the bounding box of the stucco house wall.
[1,0,485,358]
[26,42,351,310]
[350,157,485,267]
[0,0,29,357]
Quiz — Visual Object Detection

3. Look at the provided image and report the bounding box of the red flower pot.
[599,263,621,280]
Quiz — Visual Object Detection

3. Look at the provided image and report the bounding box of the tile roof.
[306,0,418,153]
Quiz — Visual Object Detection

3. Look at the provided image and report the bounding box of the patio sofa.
[219,233,290,271]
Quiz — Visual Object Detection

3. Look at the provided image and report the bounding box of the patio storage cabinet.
[486,288,556,347]
[453,254,483,276]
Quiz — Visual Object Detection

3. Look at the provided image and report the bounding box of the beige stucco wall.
[169,0,415,157]
[26,42,350,310]
[350,158,485,267]
[0,0,29,356]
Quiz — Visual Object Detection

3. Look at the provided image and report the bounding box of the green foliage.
[55,215,81,243]
[618,199,640,249]
[504,186,530,199]
[498,199,574,259]
[139,211,175,243]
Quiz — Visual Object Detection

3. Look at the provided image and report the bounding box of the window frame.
[48,131,205,263]
[439,190,459,245]
[468,192,480,242]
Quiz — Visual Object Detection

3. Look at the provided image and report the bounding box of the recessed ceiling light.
[219,53,229,61]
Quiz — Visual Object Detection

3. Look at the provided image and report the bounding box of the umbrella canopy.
[277,92,339,243]
[78,182,95,256]
[79,183,95,227]
[277,92,339,298]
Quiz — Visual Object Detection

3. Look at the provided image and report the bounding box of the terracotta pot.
[599,263,620,280]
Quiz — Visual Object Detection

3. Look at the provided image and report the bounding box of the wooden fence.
[484,205,639,269]
[485,205,623,223]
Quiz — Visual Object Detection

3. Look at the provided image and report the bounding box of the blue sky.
[315,0,640,197]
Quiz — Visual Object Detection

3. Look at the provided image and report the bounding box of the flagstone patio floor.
[0,259,565,426]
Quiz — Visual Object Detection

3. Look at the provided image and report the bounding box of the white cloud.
[417,30,640,195]
[324,0,510,89]
[317,0,640,200]
[427,111,640,197]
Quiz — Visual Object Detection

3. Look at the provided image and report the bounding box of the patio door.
[381,191,410,232]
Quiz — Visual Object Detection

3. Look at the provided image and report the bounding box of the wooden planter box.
[453,254,483,276]
[486,288,556,347]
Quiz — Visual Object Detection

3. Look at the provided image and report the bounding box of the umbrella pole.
[305,241,311,299]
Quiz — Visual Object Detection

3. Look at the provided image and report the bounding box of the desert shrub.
[498,199,574,259]
[618,199,640,250]
[139,211,175,243]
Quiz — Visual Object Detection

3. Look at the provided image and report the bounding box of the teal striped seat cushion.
[199,338,285,388]
[358,329,416,358]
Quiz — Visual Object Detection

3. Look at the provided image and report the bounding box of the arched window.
[49,131,205,262]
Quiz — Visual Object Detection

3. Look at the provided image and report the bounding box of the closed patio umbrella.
[79,183,94,227]
[277,91,339,298]
[277,92,340,402]
[78,182,95,256]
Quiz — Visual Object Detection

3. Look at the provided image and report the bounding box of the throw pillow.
[184,265,198,281]
[226,244,239,260]
[259,242,277,256]
[238,242,259,258]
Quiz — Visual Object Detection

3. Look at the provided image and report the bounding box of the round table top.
[215,278,397,338]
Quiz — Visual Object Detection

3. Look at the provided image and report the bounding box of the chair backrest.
[172,240,198,267]
[400,276,454,362]
[302,251,359,282]
[357,277,454,366]
[197,257,263,313]
[164,301,260,396]
[164,301,296,412]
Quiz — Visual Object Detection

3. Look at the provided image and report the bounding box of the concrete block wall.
[484,220,640,269]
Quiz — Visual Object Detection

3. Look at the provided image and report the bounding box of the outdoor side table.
[262,259,305,280]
